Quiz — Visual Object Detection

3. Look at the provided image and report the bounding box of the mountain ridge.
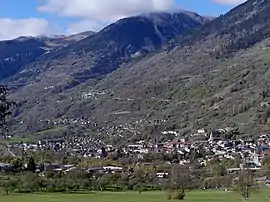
[0,31,95,83]
[3,11,208,90]
[3,2,270,138]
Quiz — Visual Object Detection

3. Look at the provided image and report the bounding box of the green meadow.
[0,190,269,202]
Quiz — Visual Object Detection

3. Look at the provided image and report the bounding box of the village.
[1,126,270,178]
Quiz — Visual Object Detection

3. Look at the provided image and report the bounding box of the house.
[0,162,14,172]
[85,166,123,174]
[43,163,61,171]
[85,167,104,174]
[156,172,169,178]
[103,166,123,173]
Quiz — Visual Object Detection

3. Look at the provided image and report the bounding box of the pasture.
[0,190,269,202]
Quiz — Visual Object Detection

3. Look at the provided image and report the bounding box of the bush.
[167,190,186,200]
[133,183,147,194]
[167,192,172,200]
[167,191,186,200]
[173,190,185,200]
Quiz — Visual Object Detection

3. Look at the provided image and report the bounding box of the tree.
[0,85,14,135]
[21,173,41,192]
[96,175,109,191]
[10,157,24,170]
[236,169,255,202]
[134,183,147,194]
[213,163,227,177]
[44,150,53,163]
[62,156,69,165]
[167,165,190,200]
[69,155,81,165]
[0,177,18,195]
[262,152,270,179]
[101,147,108,158]
[27,156,36,172]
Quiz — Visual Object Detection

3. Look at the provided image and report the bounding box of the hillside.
[4,11,208,89]
[3,1,270,139]
[0,31,94,82]
[0,39,45,81]
[93,0,270,135]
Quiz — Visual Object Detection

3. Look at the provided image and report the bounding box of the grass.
[231,107,256,124]
[34,126,67,138]
[0,190,269,202]
[0,137,33,144]
[36,127,66,135]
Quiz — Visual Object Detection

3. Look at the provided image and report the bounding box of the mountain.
[1,11,209,134]
[1,11,208,89]
[38,11,209,81]
[5,1,270,139]
[0,31,95,82]
[173,0,270,57]
[0,38,45,81]
[93,0,270,135]
[62,31,96,42]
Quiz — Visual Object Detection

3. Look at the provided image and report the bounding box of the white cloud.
[38,0,175,22]
[0,0,247,39]
[38,0,246,34]
[67,20,105,34]
[212,0,246,5]
[0,18,60,40]
[38,0,175,33]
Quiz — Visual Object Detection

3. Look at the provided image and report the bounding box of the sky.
[0,0,246,40]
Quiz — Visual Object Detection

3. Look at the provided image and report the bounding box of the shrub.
[167,192,172,200]
[167,190,186,200]
[173,190,186,200]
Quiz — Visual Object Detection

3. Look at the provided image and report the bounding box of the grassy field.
[0,137,33,144]
[0,190,269,202]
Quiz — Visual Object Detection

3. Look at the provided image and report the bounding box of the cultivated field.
[0,190,269,202]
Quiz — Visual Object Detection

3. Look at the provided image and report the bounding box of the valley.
[2,0,270,199]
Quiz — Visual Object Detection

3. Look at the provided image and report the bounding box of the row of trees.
[0,167,171,194]
[0,163,257,202]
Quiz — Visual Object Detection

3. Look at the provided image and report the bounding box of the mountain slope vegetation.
[0,32,94,82]
[2,2,270,138]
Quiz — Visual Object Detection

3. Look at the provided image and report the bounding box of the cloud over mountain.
[0,18,59,40]
[37,0,247,33]
[38,0,176,33]
[0,0,247,40]
[38,0,175,21]
[213,0,246,5]
[67,20,105,34]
